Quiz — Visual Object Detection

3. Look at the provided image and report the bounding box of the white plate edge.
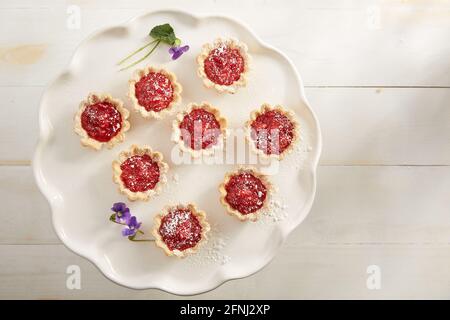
[31,8,323,295]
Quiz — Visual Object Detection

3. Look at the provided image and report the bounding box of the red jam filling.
[80,101,122,142]
[179,108,221,150]
[250,110,295,155]
[204,45,245,86]
[159,208,202,251]
[134,72,174,112]
[225,172,267,215]
[119,154,160,193]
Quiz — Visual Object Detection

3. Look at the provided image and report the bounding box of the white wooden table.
[1,0,449,299]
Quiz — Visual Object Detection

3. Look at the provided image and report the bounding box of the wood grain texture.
[0,167,55,244]
[1,244,449,299]
[0,0,449,86]
[0,87,41,162]
[308,87,450,165]
[1,0,450,299]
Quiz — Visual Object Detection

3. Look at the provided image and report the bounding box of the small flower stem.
[111,221,145,234]
[116,39,158,66]
[119,40,161,71]
[129,238,155,242]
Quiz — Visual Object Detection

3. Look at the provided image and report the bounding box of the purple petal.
[111,202,127,213]
[122,208,131,218]
[115,208,131,224]
[127,216,141,229]
[171,51,183,60]
[122,213,132,225]
[128,216,136,225]
[116,213,131,225]
[121,227,136,237]
[169,45,190,60]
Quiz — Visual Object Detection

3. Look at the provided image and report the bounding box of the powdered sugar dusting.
[160,209,190,236]
[224,171,267,215]
[215,43,226,55]
[258,192,288,224]
[135,72,173,112]
[120,155,160,192]
[204,44,244,86]
[81,101,122,142]
[160,172,179,202]
[186,223,231,266]
[159,207,203,251]
[285,124,312,171]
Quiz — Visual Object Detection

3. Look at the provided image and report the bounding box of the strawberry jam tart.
[219,167,272,221]
[112,144,168,201]
[152,204,210,258]
[172,102,228,157]
[246,104,299,160]
[197,37,250,94]
[74,93,130,150]
[128,66,182,119]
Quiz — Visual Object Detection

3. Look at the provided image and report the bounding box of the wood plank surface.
[0,0,449,87]
[1,244,449,299]
[0,0,449,299]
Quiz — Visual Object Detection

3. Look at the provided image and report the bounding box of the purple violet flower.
[111,202,131,224]
[122,216,142,237]
[169,45,189,60]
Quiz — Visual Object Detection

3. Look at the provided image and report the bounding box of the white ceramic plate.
[33,9,322,295]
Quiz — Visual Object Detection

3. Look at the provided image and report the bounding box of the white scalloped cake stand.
[33,9,322,295]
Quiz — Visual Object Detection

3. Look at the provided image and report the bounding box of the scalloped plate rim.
[32,9,322,295]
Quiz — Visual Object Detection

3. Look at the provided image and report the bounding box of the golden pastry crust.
[171,102,228,158]
[219,166,272,222]
[112,144,168,201]
[128,66,182,119]
[152,203,210,258]
[245,103,299,160]
[74,92,130,150]
[197,37,250,94]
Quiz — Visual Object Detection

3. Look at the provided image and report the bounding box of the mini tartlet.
[112,144,168,201]
[128,66,182,119]
[172,102,228,157]
[74,92,130,150]
[219,167,272,221]
[197,37,250,94]
[152,203,210,258]
[245,104,299,160]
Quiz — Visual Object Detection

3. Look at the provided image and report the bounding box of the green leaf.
[128,234,136,241]
[149,23,177,45]
[109,214,116,222]
[117,23,182,71]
